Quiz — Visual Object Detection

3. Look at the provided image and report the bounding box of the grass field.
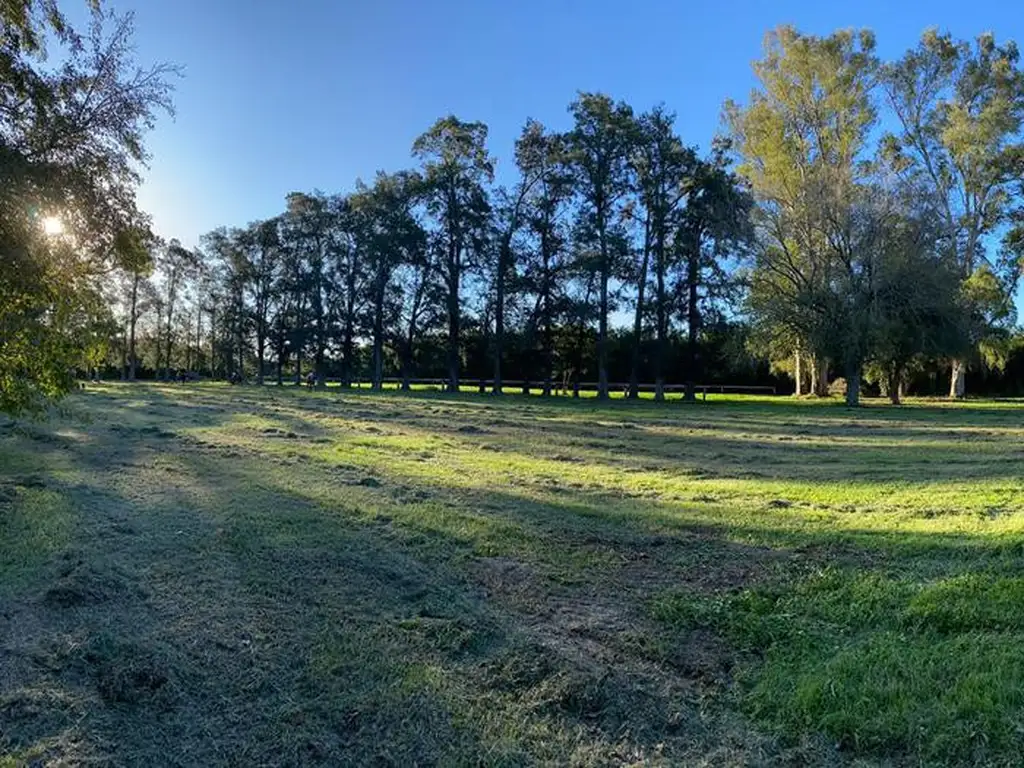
[3,384,1024,766]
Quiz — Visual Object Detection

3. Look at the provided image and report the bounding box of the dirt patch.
[342,476,381,488]
[456,425,491,435]
[471,557,542,604]
[663,628,735,682]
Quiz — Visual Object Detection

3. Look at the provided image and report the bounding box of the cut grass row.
[3,383,1024,765]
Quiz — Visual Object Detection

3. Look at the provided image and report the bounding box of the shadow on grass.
[6,382,1023,765]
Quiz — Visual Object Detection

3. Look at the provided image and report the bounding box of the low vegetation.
[3,384,1024,765]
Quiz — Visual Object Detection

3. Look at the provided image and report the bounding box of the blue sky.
[96,0,1024,252]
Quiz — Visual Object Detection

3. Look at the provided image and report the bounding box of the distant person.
[305,371,316,389]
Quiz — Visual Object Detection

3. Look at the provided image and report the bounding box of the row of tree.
[113,100,753,401]
[3,3,1022,413]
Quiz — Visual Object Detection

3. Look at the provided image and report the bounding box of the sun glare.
[41,215,64,236]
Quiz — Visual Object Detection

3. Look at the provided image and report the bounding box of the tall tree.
[280,192,335,388]
[520,125,574,396]
[116,228,155,381]
[396,244,441,391]
[491,120,549,393]
[326,196,361,387]
[728,26,878,406]
[240,219,281,385]
[677,147,752,401]
[353,171,426,389]
[870,209,966,404]
[630,106,697,400]
[158,239,201,379]
[882,31,1024,398]
[413,116,494,392]
[0,5,175,413]
[566,93,635,399]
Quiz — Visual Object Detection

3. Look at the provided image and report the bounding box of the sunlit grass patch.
[5,383,1024,765]
[652,564,1024,764]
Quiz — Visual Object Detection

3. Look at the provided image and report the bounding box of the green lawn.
[2,384,1024,765]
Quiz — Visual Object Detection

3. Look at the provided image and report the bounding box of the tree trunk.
[888,366,902,406]
[541,231,554,398]
[684,249,700,403]
[127,273,139,381]
[812,357,829,397]
[447,281,460,393]
[120,325,127,380]
[493,241,508,395]
[794,349,803,396]
[342,261,357,388]
[596,214,610,400]
[184,318,192,373]
[629,219,651,400]
[372,329,383,390]
[256,323,265,386]
[652,220,668,403]
[845,365,861,407]
[372,282,385,391]
[949,359,966,399]
[209,308,216,380]
[402,318,418,393]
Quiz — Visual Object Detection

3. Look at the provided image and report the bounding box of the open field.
[3,385,1024,766]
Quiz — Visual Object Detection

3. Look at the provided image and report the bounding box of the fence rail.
[314,377,776,397]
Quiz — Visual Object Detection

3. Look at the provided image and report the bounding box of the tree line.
[115,102,754,401]
[3,3,1023,414]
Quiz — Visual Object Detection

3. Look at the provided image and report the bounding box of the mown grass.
[2,383,1024,765]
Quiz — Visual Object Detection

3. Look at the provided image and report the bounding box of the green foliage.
[731,26,879,404]
[883,30,1024,393]
[412,115,495,390]
[0,2,175,413]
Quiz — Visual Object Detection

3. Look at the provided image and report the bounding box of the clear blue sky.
[99,0,1024,253]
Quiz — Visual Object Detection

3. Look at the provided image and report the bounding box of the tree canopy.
[4,9,1024,413]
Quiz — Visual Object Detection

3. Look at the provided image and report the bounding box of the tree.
[870,210,966,404]
[413,116,494,392]
[520,124,574,395]
[882,31,1024,398]
[491,120,549,393]
[630,107,698,400]
[729,26,878,406]
[566,93,635,399]
[352,172,426,389]
[239,219,281,385]
[0,4,176,413]
[158,239,201,379]
[326,196,361,388]
[677,146,751,401]
[280,192,336,387]
[115,228,155,381]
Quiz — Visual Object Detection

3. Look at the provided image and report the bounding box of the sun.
[41,215,64,236]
